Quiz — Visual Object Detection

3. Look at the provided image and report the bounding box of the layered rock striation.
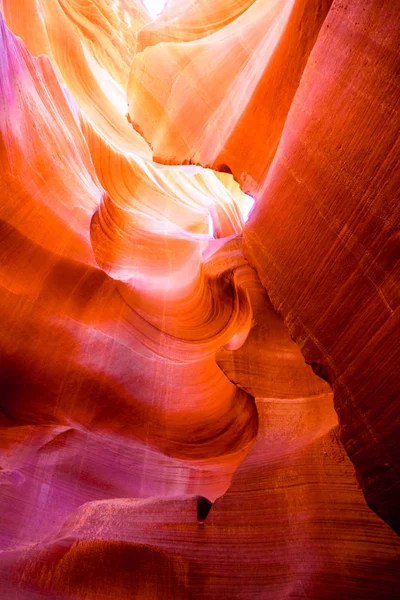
[0,0,399,598]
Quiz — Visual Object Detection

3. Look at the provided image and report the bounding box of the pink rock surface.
[0,1,399,598]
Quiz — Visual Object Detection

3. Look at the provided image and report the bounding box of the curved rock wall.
[0,1,399,598]
[244,0,400,531]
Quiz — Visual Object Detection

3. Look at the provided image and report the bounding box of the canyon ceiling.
[0,0,399,598]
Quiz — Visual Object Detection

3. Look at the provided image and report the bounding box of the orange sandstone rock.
[0,0,399,598]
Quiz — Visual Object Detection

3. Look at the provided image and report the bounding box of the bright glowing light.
[142,0,167,20]
[83,45,127,114]
[242,194,255,223]
[123,10,132,27]
[208,213,214,237]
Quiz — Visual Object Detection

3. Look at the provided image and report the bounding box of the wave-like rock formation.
[0,1,399,598]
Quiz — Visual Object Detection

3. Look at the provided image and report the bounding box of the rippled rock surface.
[0,1,399,598]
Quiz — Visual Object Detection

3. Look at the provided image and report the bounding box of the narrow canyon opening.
[0,1,399,598]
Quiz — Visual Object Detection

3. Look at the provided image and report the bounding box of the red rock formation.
[244,0,400,532]
[0,0,399,598]
[127,0,334,196]
[127,0,400,533]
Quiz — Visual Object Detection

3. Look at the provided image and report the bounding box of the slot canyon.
[0,0,399,598]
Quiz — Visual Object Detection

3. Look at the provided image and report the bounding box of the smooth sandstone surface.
[244,0,400,531]
[0,0,399,598]
[127,0,400,533]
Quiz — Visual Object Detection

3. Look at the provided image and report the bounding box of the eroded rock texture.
[0,0,399,598]
[244,0,400,532]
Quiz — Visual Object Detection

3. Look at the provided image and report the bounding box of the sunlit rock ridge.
[0,1,399,598]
